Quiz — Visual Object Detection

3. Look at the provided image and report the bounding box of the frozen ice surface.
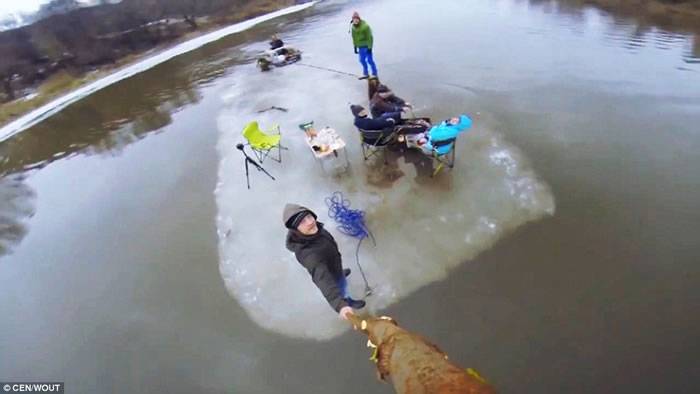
[215,65,555,340]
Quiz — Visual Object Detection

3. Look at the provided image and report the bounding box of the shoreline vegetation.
[1,0,699,129]
[0,0,299,128]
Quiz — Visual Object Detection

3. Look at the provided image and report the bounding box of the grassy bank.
[0,0,294,128]
[0,71,87,126]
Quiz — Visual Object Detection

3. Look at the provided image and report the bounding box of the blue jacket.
[353,115,395,131]
[424,115,472,155]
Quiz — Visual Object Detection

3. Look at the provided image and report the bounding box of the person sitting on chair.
[269,34,284,50]
[414,115,473,154]
[370,84,411,119]
[351,104,399,146]
[283,204,365,320]
[351,104,398,130]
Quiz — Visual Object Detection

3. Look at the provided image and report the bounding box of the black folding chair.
[358,127,398,164]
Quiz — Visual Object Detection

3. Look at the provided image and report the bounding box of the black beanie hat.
[350,104,366,117]
[285,209,317,229]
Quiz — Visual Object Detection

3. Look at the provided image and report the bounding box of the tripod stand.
[236,143,275,189]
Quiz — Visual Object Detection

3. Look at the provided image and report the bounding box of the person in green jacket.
[351,11,377,80]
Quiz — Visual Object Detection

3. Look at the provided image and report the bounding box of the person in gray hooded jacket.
[283,203,366,319]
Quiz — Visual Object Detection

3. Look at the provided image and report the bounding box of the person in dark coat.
[370,84,410,119]
[269,35,284,50]
[283,204,365,319]
[351,104,398,130]
[350,104,399,146]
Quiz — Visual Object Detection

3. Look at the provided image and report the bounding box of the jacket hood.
[376,84,390,93]
[353,20,368,28]
[283,203,317,229]
[427,114,473,151]
[453,114,473,131]
[350,104,367,118]
[433,114,472,135]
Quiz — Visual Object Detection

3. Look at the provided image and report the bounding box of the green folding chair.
[242,121,286,163]
[429,138,457,177]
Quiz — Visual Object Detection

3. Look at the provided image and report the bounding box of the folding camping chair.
[241,121,286,163]
[358,127,399,165]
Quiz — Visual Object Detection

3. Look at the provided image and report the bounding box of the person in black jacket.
[283,204,365,319]
[351,104,400,130]
[351,104,400,146]
[269,35,284,50]
[370,84,411,119]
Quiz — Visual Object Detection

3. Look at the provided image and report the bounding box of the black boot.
[345,298,366,309]
[343,268,351,277]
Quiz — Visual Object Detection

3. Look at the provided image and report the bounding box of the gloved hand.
[354,47,358,54]
[339,306,354,320]
[367,48,372,54]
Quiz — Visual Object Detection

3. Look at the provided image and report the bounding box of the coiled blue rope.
[325,191,371,240]
[325,191,375,296]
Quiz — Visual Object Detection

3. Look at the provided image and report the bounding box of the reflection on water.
[604,17,688,54]
[0,175,35,257]
[687,34,700,63]
[0,46,248,177]
[527,0,700,63]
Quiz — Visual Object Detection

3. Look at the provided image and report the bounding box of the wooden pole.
[346,314,497,394]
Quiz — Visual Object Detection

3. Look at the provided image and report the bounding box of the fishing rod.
[295,62,361,78]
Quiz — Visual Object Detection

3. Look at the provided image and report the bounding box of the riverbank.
[0,0,297,129]
[0,1,317,141]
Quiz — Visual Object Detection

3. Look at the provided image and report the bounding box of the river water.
[1,0,699,393]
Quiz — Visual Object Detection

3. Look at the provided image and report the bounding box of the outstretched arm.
[310,263,348,312]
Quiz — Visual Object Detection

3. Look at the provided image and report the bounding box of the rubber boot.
[345,297,366,309]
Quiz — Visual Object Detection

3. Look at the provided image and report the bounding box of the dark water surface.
[1,0,699,392]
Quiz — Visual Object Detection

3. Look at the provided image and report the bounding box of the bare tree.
[164,0,204,30]
[0,0,268,100]
[0,30,40,101]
